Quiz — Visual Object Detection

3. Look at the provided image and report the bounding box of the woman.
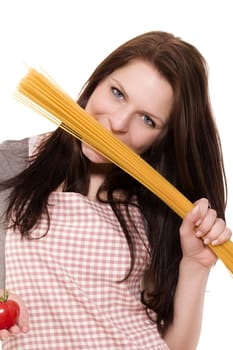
[0,31,231,349]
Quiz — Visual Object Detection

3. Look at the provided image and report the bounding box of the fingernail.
[192,205,199,215]
[211,239,218,245]
[22,326,29,333]
[204,238,210,245]
[195,230,202,238]
[192,205,202,226]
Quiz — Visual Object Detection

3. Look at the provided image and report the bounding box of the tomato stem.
[0,289,9,303]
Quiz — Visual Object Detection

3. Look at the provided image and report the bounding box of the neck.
[87,163,113,200]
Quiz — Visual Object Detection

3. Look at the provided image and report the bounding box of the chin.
[82,143,110,164]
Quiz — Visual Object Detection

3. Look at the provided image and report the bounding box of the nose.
[109,107,132,133]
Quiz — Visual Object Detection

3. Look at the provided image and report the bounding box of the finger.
[199,217,231,246]
[181,198,211,235]
[199,218,225,245]
[210,227,232,246]
[8,324,21,335]
[17,307,30,333]
[193,198,209,224]
[195,208,217,238]
[0,329,11,341]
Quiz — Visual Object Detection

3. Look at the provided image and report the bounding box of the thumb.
[189,204,202,226]
[180,205,202,236]
[18,303,30,333]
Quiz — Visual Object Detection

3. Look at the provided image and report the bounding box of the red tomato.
[0,290,20,330]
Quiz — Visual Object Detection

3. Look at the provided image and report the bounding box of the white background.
[0,0,232,348]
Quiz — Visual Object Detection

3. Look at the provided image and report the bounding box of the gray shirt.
[0,137,28,288]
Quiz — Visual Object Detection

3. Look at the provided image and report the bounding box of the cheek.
[85,88,112,118]
[129,128,157,155]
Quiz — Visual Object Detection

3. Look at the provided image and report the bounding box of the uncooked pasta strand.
[15,67,233,275]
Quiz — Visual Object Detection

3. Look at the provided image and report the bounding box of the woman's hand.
[0,291,29,341]
[179,198,232,269]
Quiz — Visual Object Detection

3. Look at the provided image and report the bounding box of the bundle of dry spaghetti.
[15,67,233,275]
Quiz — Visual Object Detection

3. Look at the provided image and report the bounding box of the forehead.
[109,59,158,79]
[108,59,174,122]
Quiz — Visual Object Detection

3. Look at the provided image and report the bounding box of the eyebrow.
[110,78,167,127]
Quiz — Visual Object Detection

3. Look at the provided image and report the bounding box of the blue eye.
[111,87,124,99]
[142,115,156,128]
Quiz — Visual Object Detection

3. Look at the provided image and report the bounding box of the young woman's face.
[82,59,173,163]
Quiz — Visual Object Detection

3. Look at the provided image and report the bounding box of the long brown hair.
[1,31,227,334]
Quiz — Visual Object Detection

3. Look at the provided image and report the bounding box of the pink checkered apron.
[4,192,169,349]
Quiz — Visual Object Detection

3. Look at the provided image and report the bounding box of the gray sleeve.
[0,138,29,289]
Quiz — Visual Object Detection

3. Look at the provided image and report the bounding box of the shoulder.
[0,137,29,153]
[0,133,52,182]
[0,137,30,182]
